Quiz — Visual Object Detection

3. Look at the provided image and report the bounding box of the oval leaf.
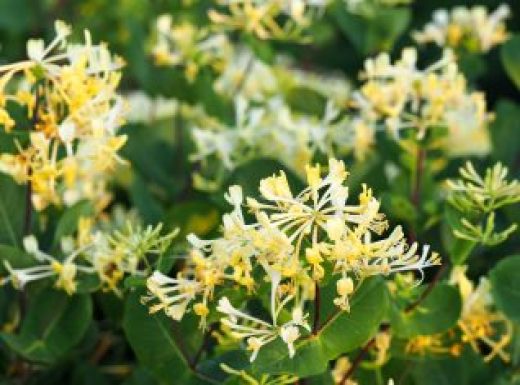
[123,290,214,384]
[390,283,461,338]
[1,288,92,363]
[501,35,520,90]
[490,255,520,323]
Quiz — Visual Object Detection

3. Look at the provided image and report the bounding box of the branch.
[406,263,447,312]
[340,325,390,385]
[409,145,426,243]
[312,282,321,334]
[191,323,217,368]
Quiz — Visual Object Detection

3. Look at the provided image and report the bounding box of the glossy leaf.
[123,290,214,384]
[390,283,461,338]
[490,255,520,323]
[501,35,520,90]
[1,288,92,363]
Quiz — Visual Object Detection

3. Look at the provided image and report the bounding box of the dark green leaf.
[501,35,520,90]
[490,255,520,323]
[0,174,25,247]
[319,276,388,359]
[1,289,92,363]
[123,290,214,384]
[390,283,461,338]
[253,337,328,377]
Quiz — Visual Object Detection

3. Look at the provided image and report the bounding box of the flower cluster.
[351,47,491,156]
[2,217,177,296]
[446,162,520,245]
[413,4,510,53]
[0,21,127,211]
[450,266,512,362]
[151,14,232,81]
[185,48,359,188]
[143,158,439,361]
[190,95,353,188]
[404,266,512,362]
[209,0,330,41]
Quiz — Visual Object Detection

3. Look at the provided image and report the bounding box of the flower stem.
[312,282,321,334]
[409,145,426,243]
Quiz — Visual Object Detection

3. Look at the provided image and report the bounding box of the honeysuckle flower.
[143,271,203,320]
[450,266,513,362]
[124,91,178,124]
[405,334,462,357]
[350,47,492,155]
[143,158,438,361]
[217,295,310,361]
[3,235,94,295]
[413,4,510,53]
[208,0,329,41]
[3,218,176,296]
[214,49,278,101]
[190,96,355,189]
[0,20,127,211]
[152,15,232,81]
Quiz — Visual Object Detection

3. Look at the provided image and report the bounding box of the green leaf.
[411,347,500,385]
[0,174,25,247]
[382,193,417,224]
[71,363,111,385]
[163,200,220,240]
[319,276,388,359]
[332,3,410,55]
[123,290,214,384]
[129,172,164,225]
[0,244,36,273]
[501,35,520,90]
[197,350,250,383]
[490,100,520,167]
[285,86,327,117]
[1,288,92,363]
[490,255,520,323]
[390,283,461,338]
[253,337,328,377]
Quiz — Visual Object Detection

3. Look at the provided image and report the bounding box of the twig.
[22,86,41,236]
[312,282,321,334]
[191,323,217,368]
[405,263,447,312]
[232,54,254,96]
[409,146,426,243]
[170,322,194,368]
[90,333,113,364]
[340,325,390,385]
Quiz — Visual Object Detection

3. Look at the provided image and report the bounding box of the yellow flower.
[413,5,511,53]
[450,266,513,362]
[143,158,438,361]
[0,20,127,211]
